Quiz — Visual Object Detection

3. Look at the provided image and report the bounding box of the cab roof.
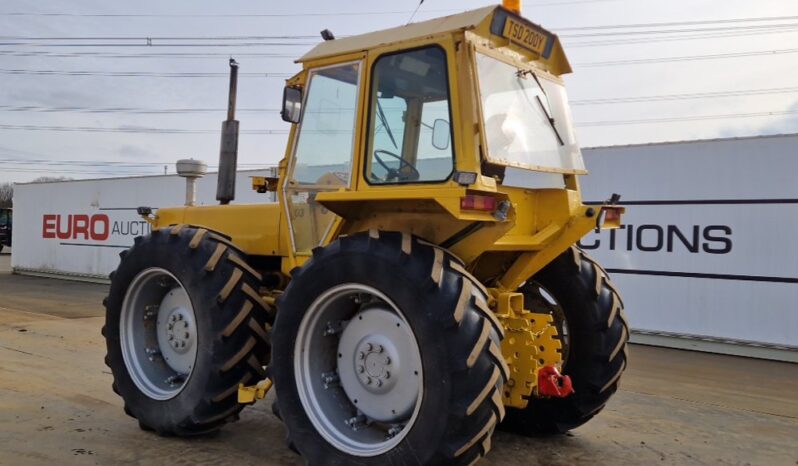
[297,5,571,75]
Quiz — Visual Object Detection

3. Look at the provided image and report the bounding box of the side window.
[291,63,360,185]
[366,47,454,184]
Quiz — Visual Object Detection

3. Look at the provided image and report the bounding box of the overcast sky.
[1,0,797,183]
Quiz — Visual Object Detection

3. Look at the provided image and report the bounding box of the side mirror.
[431,118,450,150]
[281,87,302,123]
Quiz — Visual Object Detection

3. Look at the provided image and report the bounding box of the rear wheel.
[103,225,272,436]
[272,231,506,465]
[501,246,629,436]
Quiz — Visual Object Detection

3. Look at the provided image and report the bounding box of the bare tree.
[0,182,12,208]
[31,176,72,183]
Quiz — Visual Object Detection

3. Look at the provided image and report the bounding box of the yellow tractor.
[103,2,628,464]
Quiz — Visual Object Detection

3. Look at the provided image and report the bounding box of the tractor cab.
[277,4,607,282]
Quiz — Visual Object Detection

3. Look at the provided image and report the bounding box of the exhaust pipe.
[216,58,239,205]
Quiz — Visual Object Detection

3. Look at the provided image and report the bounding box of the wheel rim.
[525,281,571,369]
[294,283,423,457]
[120,267,198,400]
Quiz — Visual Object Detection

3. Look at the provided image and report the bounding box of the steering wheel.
[373,149,420,182]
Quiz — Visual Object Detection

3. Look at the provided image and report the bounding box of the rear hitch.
[537,365,574,398]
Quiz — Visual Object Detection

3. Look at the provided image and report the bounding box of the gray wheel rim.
[120,267,198,400]
[294,283,423,457]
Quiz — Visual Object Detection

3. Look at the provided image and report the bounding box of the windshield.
[475,53,585,174]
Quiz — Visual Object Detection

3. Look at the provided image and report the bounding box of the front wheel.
[501,246,629,436]
[103,226,271,436]
[272,231,507,465]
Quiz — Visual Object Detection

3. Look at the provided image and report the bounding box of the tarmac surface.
[0,249,796,465]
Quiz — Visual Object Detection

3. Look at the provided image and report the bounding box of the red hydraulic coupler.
[537,365,575,398]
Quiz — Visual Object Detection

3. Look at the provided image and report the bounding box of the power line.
[7,22,798,42]
[0,69,294,78]
[0,105,278,114]
[553,14,798,31]
[0,50,296,59]
[0,167,167,175]
[575,47,798,67]
[4,47,796,79]
[0,41,315,48]
[0,35,320,41]
[0,157,275,176]
[0,9,456,18]
[560,22,798,38]
[570,86,798,105]
[3,84,797,114]
[1,106,797,135]
[0,124,289,134]
[576,109,798,127]
[0,3,620,18]
[0,158,272,168]
[566,25,798,48]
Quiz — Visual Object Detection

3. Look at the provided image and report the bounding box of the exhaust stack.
[216,58,239,205]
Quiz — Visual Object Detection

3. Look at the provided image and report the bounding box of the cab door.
[283,61,363,254]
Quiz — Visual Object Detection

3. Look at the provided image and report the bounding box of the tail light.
[460,195,497,212]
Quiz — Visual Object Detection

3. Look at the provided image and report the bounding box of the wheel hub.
[355,338,397,392]
[164,308,193,354]
[156,288,197,374]
[337,307,419,423]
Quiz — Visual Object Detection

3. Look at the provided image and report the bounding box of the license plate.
[502,17,548,55]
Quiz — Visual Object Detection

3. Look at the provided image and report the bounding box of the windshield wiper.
[376,100,398,149]
[517,70,564,146]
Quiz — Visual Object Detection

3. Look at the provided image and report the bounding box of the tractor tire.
[102,225,272,436]
[271,231,507,465]
[501,246,629,436]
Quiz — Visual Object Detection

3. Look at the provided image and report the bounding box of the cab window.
[365,46,454,184]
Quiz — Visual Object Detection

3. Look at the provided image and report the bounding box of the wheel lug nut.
[377,345,384,353]
[357,365,365,373]
[365,343,373,351]
[384,356,391,365]
[184,322,188,328]
[168,335,173,341]
[376,379,383,387]
[385,371,390,379]
[366,377,373,385]
[357,351,365,360]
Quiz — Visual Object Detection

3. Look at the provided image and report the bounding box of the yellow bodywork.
[150,5,622,409]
